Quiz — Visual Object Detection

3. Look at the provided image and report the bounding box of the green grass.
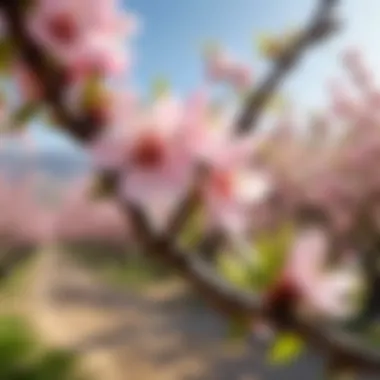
[100,256,173,290]
[0,314,84,380]
[62,242,174,290]
[0,247,38,296]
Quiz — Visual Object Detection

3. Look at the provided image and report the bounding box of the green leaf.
[217,253,252,289]
[216,223,295,294]
[151,76,170,99]
[81,74,104,110]
[256,33,283,60]
[252,223,294,288]
[178,207,205,248]
[267,332,304,366]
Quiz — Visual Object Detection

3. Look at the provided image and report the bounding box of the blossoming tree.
[1,0,380,377]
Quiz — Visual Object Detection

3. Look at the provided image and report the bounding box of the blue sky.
[24,0,380,152]
[126,0,380,108]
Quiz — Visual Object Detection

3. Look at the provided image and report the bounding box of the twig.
[197,232,225,263]
[3,0,380,373]
[236,0,340,134]
[124,200,380,373]
[1,0,101,142]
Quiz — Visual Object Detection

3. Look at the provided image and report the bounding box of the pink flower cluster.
[90,90,272,235]
[272,227,361,320]
[27,0,138,80]
[204,47,253,91]
[256,48,380,244]
[0,0,374,324]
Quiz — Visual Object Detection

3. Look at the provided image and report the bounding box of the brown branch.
[1,0,102,142]
[236,0,340,134]
[196,231,226,263]
[125,202,380,373]
[3,0,380,373]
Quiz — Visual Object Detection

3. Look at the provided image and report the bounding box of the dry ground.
[0,247,327,380]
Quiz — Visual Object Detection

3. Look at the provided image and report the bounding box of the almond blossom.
[280,227,362,320]
[204,47,253,91]
[190,96,273,237]
[90,93,207,231]
[27,0,136,79]
[202,137,272,237]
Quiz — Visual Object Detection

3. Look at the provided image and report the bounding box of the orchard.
[0,0,380,378]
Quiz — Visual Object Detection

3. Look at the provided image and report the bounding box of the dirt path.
[19,248,259,380]
[4,247,328,380]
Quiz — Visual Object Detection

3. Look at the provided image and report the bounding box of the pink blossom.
[27,0,135,78]
[90,93,207,231]
[91,88,268,235]
[205,48,253,90]
[328,80,359,120]
[205,49,233,82]
[84,89,139,168]
[283,227,361,319]
[202,133,272,236]
[341,48,373,92]
[229,64,253,91]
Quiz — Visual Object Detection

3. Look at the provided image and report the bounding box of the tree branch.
[126,201,380,373]
[1,0,102,142]
[236,0,340,134]
[3,0,380,373]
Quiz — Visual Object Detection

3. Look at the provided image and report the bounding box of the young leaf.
[256,33,284,60]
[267,332,304,366]
[178,206,205,249]
[265,94,288,114]
[252,223,294,288]
[217,253,252,289]
[81,74,105,111]
[151,76,171,99]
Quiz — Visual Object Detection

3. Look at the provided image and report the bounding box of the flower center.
[47,12,79,45]
[130,133,166,169]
